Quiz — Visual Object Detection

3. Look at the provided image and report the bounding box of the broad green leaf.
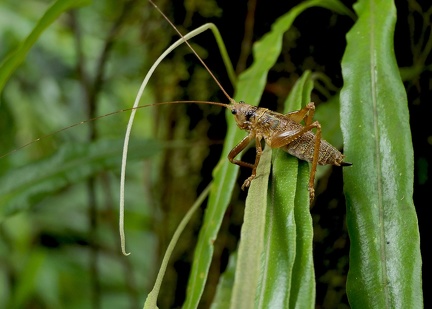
[259,151,299,308]
[285,73,315,308]
[340,0,422,307]
[229,146,272,309]
[256,71,315,308]
[289,161,315,307]
[0,0,91,94]
[0,139,161,218]
[184,1,353,308]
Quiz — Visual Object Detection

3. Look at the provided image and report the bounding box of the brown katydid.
[148,0,351,202]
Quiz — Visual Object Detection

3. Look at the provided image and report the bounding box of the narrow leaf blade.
[229,147,272,309]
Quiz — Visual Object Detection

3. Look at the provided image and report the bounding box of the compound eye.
[231,109,237,115]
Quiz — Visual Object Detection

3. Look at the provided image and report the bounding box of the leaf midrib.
[369,2,389,305]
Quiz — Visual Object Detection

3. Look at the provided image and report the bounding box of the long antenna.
[0,100,229,159]
[148,0,235,104]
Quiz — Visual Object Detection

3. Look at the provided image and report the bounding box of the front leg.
[228,132,263,190]
[241,135,263,190]
[228,132,255,169]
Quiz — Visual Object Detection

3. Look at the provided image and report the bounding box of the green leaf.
[0,0,91,94]
[255,72,315,308]
[0,139,161,218]
[229,146,272,309]
[289,161,315,307]
[210,71,315,309]
[340,0,423,307]
[284,72,316,308]
[258,152,299,308]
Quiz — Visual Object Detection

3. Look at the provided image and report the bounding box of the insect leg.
[308,121,321,202]
[285,102,315,124]
[228,132,255,169]
[241,135,264,190]
[269,120,321,202]
[228,132,266,189]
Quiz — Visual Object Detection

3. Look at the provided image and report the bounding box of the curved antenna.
[121,2,236,255]
[149,0,235,105]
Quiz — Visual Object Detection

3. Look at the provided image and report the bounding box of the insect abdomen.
[282,131,345,166]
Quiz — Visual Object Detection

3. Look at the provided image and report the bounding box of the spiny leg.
[228,132,254,169]
[308,121,321,203]
[269,120,321,202]
[285,102,315,125]
[241,135,263,190]
[228,132,265,190]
